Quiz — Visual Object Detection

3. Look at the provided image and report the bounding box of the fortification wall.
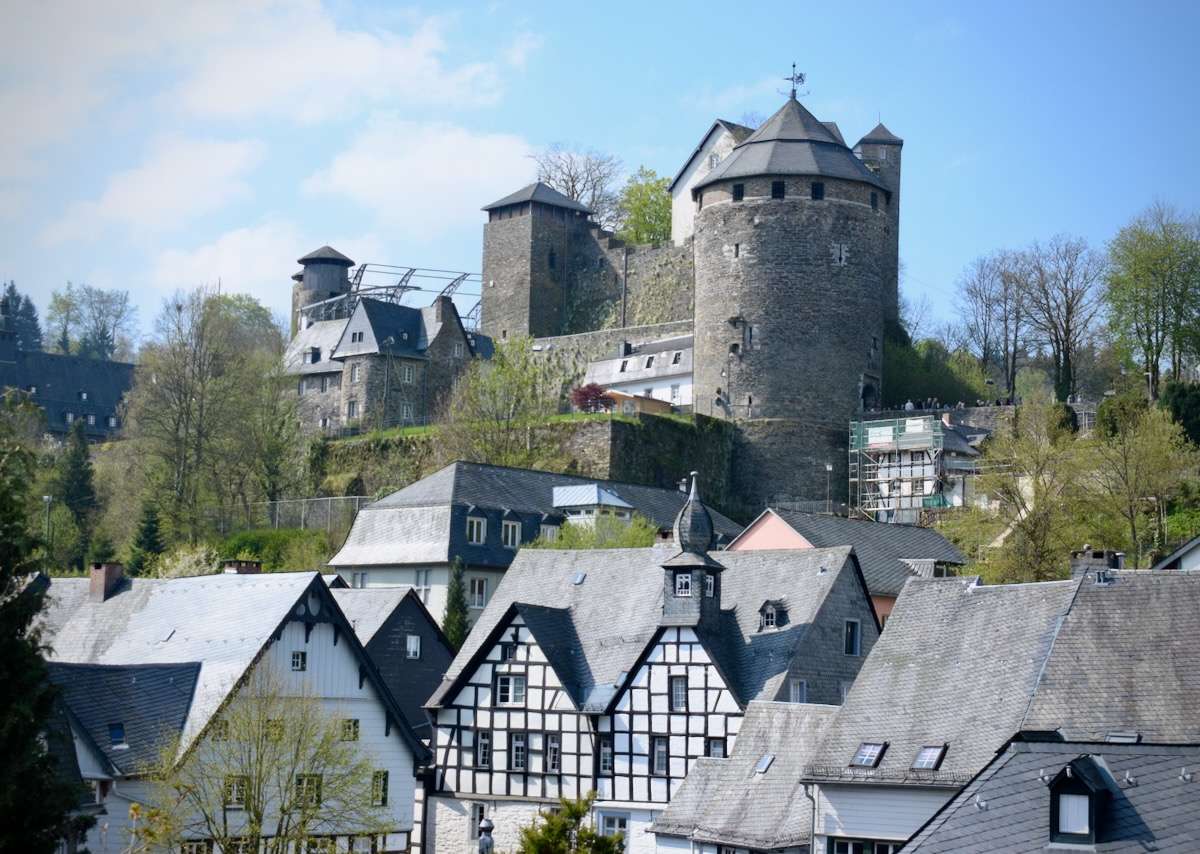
[532,319,694,393]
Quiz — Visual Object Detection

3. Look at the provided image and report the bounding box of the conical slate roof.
[663,473,720,569]
[857,122,904,146]
[694,96,888,192]
[482,181,593,214]
[298,245,354,266]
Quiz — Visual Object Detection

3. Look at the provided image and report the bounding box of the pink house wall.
[727,512,813,551]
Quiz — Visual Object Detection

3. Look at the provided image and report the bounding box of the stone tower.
[291,245,354,336]
[480,182,594,342]
[853,124,904,327]
[690,94,898,506]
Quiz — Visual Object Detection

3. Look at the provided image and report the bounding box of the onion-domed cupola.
[662,473,723,627]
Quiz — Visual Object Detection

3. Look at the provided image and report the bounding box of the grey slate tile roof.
[331,587,414,644]
[652,701,838,850]
[427,545,858,712]
[298,245,354,265]
[584,336,693,387]
[905,740,1200,852]
[804,577,1081,788]
[283,318,349,375]
[1022,571,1200,742]
[668,120,755,192]
[47,661,201,774]
[482,182,593,214]
[750,509,966,597]
[694,97,889,193]
[0,348,135,438]
[331,461,741,569]
[857,122,904,146]
[1151,532,1200,570]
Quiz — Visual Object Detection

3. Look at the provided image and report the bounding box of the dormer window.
[79,390,88,401]
[704,573,715,597]
[758,601,786,630]
[310,347,321,364]
[761,605,776,629]
[619,360,628,372]
[1048,758,1108,845]
[109,722,127,747]
[674,572,692,597]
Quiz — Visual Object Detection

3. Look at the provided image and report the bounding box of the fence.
[204,496,373,538]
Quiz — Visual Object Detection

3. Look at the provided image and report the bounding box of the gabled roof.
[0,349,135,438]
[426,545,860,712]
[282,318,348,375]
[652,701,838,849]
[1152,532,1200,570]
[668,119,755,192]
[694,97,889,192]
[804,577,1081,788]
[331,587,414,644]
[351,298,426,358]
[1021,571,1200,742]
[482,182,592,214]
[906,740,1200,852]
[47,662,200,774]
[298,245,354,266]
[857,122,904,146]
[734,509,966,596]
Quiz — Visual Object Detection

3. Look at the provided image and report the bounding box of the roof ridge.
[1018,577,1085,730]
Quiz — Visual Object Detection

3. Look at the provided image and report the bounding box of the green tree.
[86,532,115,564]
[45,505,84,573]
[50,420,96,563]
[616,167,671,245]
[1096,391,1148,438]
[2,282,43,351]
[517,792,623,854]
[0,405,95,851]
[1092,407,1199,566]
[1160,381,1200,446]
[443,557,470,651]
[527,513,659,550]
[127,500,166,576]
[1105,203,1200,399]
[436,336,565,470]
[45,282,137,361]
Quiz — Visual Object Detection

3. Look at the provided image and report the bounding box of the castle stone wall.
[531,319,694,394]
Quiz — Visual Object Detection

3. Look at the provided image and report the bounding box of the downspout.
[804,782,818,852]
[621,246,629,328]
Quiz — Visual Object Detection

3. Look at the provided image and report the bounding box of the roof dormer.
[1047,755,1112,845]
[758,600,788,631]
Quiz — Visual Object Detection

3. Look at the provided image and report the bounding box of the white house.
[667,121,753,246]
[583,336,693,409]
[41,563,429,854]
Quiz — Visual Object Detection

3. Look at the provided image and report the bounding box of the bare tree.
[134,668,391,853]
[1022,235,1106,402]
[531,145,622,230]
[955,255,999,369]
[900,291,933,342]
[993,249,1030,398]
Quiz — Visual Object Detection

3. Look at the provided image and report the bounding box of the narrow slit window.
[732,184,745,202]
[811,182,825,200]
[771,180,785,199]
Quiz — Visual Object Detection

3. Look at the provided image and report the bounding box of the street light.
[42,495,52,547]
[825,463,834,514]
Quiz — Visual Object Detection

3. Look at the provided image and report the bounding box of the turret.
[291,245,354,337]
[661,473,723,627]
[854,124,904,327]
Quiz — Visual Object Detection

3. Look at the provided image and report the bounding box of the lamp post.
[381,336,396,430]
[42,495,52,549]
[824,463,833,514]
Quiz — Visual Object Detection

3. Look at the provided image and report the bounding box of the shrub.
[218,528,332,571]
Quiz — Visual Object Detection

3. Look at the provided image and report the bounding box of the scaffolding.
[849,416,946,522]
[298,263,482,326]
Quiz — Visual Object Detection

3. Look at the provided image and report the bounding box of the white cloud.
[303,116,535,240]
[41,137,264,245]
[504,32,543,69]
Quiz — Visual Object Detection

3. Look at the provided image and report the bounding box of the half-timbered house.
[420,478,880,853]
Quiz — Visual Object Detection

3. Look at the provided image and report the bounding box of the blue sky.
[4,0,1199,341]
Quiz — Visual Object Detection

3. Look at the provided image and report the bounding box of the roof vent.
[572,572,587,586]
[754,754,775,774]
[1105,730,1140,744]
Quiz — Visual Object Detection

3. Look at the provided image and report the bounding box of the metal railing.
[204,496,373,537]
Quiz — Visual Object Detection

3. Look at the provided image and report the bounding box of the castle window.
[705,572,714,597]
[844,619,862,655]
[350,364,360,383]
[645,355,655,369]
[871,191,879,210]
[548,250,556,269]
[619,360,628,372]
[675,572,692,597]
[402,364,415,384]
[319,375,329,393]
[771,180,785,199]
[671,351,682,365]
[732,183,745,202]
[831,243,849,267]
[811,182,825,200]
[708,153,719,169]
[311,347,321,363]
[402,403,414,421]
[734,243,740,258]
[347,400,358,419]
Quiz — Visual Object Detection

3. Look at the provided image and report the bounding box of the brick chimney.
[89,562,124,602]
[1069,545,1125,578]
[222,559,263,575]
[435,294,454,323]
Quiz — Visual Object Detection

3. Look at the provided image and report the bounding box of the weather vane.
[784,63,807,99]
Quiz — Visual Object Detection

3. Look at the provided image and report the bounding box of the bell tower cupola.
[661,473,723,627]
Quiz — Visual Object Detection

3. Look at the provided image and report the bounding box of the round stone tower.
[690,95,896,506]
[291,245,354,336]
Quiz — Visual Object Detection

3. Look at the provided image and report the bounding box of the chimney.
[89,562,124,602]
[1069,545,1123,579]
[222,559,263,575]
[435,294,453,322]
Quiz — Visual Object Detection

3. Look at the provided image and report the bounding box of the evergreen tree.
[516,793,622,854]
[127,501,166,576]
[0,407,95,850]
[86,533,115,565]
[443,557,470,651]
[50,420,96,547]
[1,283,42,351]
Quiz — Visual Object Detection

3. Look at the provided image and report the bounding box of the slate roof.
[804,577,1081,788]
[283,318,348,375]
[652,702,838,850]
[331,462,742,569]
[298,245,354,265]
[694,97,889,193]
[0,348,135,438]
[1152,532,1200,570]
[1021,571,1200,742]
[47,662,200,774]
[331,587,413,644]
[857,122,904,146]
[668,120,755,192]
[427,545,860,712]
[482,182,593,214]
[552,484,633,510]
[905,740,1200,852]
[584,336,693,387]
[741,509,966,597]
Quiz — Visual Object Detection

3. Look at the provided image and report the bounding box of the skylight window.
[754,754,775,774]
[850,742,886,768]
[109,723,127,747]
[912,744,946,770]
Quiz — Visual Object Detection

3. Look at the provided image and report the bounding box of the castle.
[480,91,902,507]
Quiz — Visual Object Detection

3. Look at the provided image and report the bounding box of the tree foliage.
[1160,381,1200,446]
[527,513,659,550]
[532,145,623,230]
[127,500,166,576]
[135,667,389,853]
[436,336,565,470]
[570,383,613,413]
[516,792,623,854]
[443,557,470,652]
[0,402,95,851]
[45,281,137,360]
[49,419,96,568]
[2,281,43,351]
[615,167,671,245]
